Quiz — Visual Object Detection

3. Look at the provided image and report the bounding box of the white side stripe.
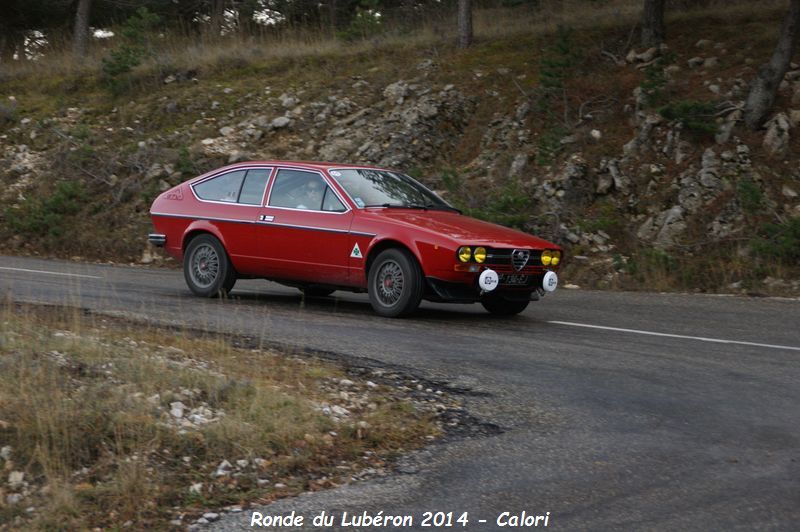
[547,320,800,352]
[0,266,101,279]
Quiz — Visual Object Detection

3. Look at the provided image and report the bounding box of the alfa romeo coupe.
[148,161,561,317]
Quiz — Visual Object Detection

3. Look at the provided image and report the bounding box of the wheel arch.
[364,238,424,279]
[181,225,238,275]
[181,223,226,253]
[181,228,238,297]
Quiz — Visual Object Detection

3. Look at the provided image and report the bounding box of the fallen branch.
[601,50,626,66]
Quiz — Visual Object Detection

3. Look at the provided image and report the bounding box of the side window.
[193,170,246,203]
[321,187,346,212]
[239,169,271,205]
[269,169,328,211]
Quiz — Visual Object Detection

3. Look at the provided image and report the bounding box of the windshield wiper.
[425,203,462,214]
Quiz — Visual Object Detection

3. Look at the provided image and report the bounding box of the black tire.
[481,294,530,316]
[301,286,336,298]
[183,234,237,297]
[368,248,424,318]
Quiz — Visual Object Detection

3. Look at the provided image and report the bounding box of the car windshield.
[329,168,454,210]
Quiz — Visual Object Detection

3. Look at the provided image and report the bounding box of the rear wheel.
[183,234,236,297]
[368,248,424,318]
[481,294,530,316]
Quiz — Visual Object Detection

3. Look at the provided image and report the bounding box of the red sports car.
[148,161,561,317]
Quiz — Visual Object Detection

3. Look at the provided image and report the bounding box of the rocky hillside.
[1,3,798,295]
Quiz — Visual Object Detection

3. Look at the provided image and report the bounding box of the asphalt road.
[1,255,799,531]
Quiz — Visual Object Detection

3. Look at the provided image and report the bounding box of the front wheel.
[481,295,530,316]
[183,234,236,297]
[368,248,424,318]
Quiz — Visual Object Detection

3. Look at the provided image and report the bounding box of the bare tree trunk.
[1,33,23,64]
[744,0,800,130]
[457,0,472,49]
[328,0,337,36]
[73,0,92,59]
[236,3,256,37]
[209,0,226,38]
[0,34,12,64]
[641,0,665,47]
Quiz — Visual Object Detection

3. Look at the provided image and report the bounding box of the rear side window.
[194,170,246,203]
[238,169,271,205]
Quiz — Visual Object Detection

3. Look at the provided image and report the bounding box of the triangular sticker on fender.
[350,243,362,259]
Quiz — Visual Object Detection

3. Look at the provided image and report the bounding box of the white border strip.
[0,266,101,280]
[548,320,800,352]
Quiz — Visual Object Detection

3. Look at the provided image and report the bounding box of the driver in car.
[294,178,324,210]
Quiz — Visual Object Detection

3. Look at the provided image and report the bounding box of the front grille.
[485,248,542,270]
[511,249,530,271]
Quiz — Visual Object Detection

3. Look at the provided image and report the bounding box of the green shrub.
[624,248,678,282]
[659,100,718,138]
[65,144,96,168]
[534,25,579,165]
[437,168,461,194]
[736,178,763,215]
[0,102,18,125]
[6,181,85,238]
[579,200,624,233]
[102,46,143,79]
[404,166,423,179]
[336,1,383,42]
[69,124,92,141]
[176,146,196,176]
[751,217,800,263]
[538,26,576,92]
[536,125,567,166]
[101,8,161,94]
[640,51,677,106]
[464,178,532,230]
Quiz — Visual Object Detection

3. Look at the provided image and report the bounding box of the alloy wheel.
[375,259,404,306]
[189,244,219,288]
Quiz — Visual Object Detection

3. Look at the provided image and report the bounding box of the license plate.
[499,274,530,286]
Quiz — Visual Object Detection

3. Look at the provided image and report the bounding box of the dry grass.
[0,304,438,530]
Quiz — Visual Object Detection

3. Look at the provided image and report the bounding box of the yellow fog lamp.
[551,250,561,266]
[458,246,472,263]
[474,247,487,263]
[541,249,553,266]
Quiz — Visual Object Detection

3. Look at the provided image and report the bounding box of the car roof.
[210,160,395,173]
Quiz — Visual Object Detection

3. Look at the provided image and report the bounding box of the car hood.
[364,209,558,248]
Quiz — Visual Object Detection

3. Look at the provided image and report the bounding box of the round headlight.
[458,246,472,263]
[541,249,553,266]
[551,250,561,266]
[474,247,487,263]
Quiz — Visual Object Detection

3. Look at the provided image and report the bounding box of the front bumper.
[426,270,557,303]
